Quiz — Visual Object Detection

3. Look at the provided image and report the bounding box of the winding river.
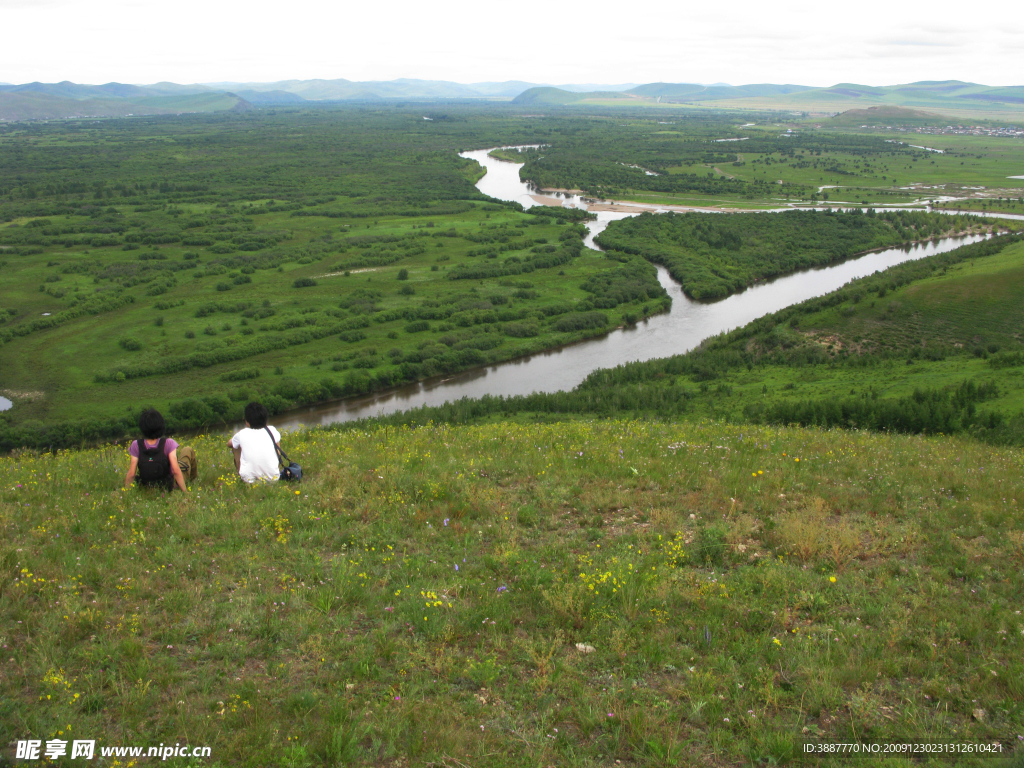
[272,149,999,429]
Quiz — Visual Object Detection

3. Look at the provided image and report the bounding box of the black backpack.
[136,438,172,489]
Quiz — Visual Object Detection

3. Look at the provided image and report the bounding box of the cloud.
[0,0,1022,87]
[0,0,71,6]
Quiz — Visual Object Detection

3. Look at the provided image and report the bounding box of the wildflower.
[723,717,730,723]
[772,638,782,646]
[829,576,837,583]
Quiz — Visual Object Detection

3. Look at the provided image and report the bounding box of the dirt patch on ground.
[0,389,44,400]
[529,196,565,207]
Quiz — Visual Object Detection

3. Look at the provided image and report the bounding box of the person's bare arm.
[232,446,242,474]
[124,456,139,488]
[167,449,188,492]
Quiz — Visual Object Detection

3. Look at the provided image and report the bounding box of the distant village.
[860,124,1023,137]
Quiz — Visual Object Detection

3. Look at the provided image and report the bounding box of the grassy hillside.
[511,87,585,105]
[133,93,252,112]
[520,80,1024,120]
[829,105,947,127]
[722,80,1024,119]
[0,93,156,121]
[2,417,1023,766]
[512,88,635,106]
[0,91,249,121]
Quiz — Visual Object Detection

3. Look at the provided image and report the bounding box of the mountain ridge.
[2,78,1023,121]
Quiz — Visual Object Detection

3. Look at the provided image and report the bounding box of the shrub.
[293,278,317,288]
[397,269,409,281]
[553,312,608,333]
[118,337,142,351]
[405,320,430,333]
[503,321,539,338]
[215,282,231,292]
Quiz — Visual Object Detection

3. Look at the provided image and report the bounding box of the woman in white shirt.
[228,401,283,483]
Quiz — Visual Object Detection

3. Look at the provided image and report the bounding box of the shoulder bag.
[264,426,302,481]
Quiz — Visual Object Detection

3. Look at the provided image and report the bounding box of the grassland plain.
[1,418,1023,767]
[508,123,1024,209]
[5,108,1009,452]
[0,108,683,448]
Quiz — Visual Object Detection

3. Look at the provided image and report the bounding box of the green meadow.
[2,418,1023,767]
[507,123,1024,209]
[0,109,680,448]
[721,132,1024,201]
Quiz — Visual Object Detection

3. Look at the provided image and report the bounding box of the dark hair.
[138,408,165,439]
[244,401,269,429]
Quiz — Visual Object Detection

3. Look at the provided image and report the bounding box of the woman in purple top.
[123,408,196,492]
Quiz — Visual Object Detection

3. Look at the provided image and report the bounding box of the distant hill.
[0,81,203,99]
[628,82,814,100]
[831,105,944,126]
[3,77,1023,121]
[205,78,640,100]
[236,90,307,105]
[512,87,636,106]
[0,90,250,121]
[510,79,1024,118]
[133,92,253,112]
[205,78,488,101]
[707,80,1024,117]
[511,87,587,105]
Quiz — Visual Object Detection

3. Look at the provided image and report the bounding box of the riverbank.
[272,230,995,430]
[2,134,1018,447]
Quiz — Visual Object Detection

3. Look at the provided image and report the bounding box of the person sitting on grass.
[123,408,196,492]
[228,401,283,483]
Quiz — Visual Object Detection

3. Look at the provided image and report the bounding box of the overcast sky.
[2,0,1022,87]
